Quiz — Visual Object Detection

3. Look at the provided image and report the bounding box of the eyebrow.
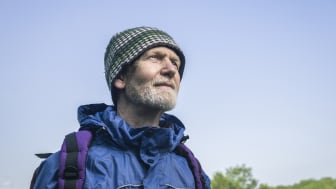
[148,50,180,61]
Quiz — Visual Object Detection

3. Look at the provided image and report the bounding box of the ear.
[113,74,126,90]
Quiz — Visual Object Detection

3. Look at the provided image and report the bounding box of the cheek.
[135,66,160,83]
[128,70,155,86]
[174,73,181,85]
[174,79,181,92]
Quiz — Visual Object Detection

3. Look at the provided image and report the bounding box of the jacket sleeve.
[202,170,211,189]
[32,152,59,189]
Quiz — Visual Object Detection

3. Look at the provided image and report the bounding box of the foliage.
[211,165,336,189]
[211,164,257,189]
[211,172,243,189]
[258,177,336,189]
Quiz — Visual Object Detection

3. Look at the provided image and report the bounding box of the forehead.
[143,47,180,59]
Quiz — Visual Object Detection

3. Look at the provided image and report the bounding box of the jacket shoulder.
[31,152,60,189]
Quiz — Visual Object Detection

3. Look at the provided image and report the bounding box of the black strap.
[35,153,53,159]
[64,132,79,189]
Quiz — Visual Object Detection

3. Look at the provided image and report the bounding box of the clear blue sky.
[1,1,335,188]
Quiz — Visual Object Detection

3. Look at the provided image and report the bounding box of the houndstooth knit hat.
[104,26,185,103]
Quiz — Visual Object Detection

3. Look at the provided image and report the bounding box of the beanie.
[104,26,185,104]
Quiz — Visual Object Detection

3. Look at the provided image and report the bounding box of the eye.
[171,59,180,69]
[148,55,160,62]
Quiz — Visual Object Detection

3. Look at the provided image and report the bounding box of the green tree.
[212,165,336,189]
[211,164,258,189]
[258,184,273,189]
[259,177,336,189]
[225,164,258,189]
[212,172,242,189]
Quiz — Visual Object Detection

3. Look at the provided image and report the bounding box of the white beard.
[125,83,177,111]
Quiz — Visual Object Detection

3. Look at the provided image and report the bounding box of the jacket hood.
[77,103,186,157]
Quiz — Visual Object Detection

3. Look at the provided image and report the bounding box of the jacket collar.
[77,103,186,152]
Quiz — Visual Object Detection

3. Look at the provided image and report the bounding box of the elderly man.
[31,26,210,189]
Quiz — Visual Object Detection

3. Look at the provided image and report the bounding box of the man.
[32,26,211,189]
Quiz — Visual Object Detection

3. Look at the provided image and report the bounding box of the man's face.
[120,46,181,111]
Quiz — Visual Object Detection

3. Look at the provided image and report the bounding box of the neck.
[117,99,164,128]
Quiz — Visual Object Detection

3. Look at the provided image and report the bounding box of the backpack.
[30,130,207,189]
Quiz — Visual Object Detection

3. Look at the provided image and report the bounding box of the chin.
[148,99,176,111]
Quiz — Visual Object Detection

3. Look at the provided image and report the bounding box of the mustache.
[153,79,176,89]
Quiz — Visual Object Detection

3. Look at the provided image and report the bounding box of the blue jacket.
[33,103,211,189]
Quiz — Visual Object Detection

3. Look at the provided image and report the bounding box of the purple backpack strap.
[59,130,92,189]
[175,143,205,189]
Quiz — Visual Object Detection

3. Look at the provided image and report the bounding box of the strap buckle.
[63,166,79,179]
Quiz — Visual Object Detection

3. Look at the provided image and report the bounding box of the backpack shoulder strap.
[58,130,93,189]
[175,143,206,189]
